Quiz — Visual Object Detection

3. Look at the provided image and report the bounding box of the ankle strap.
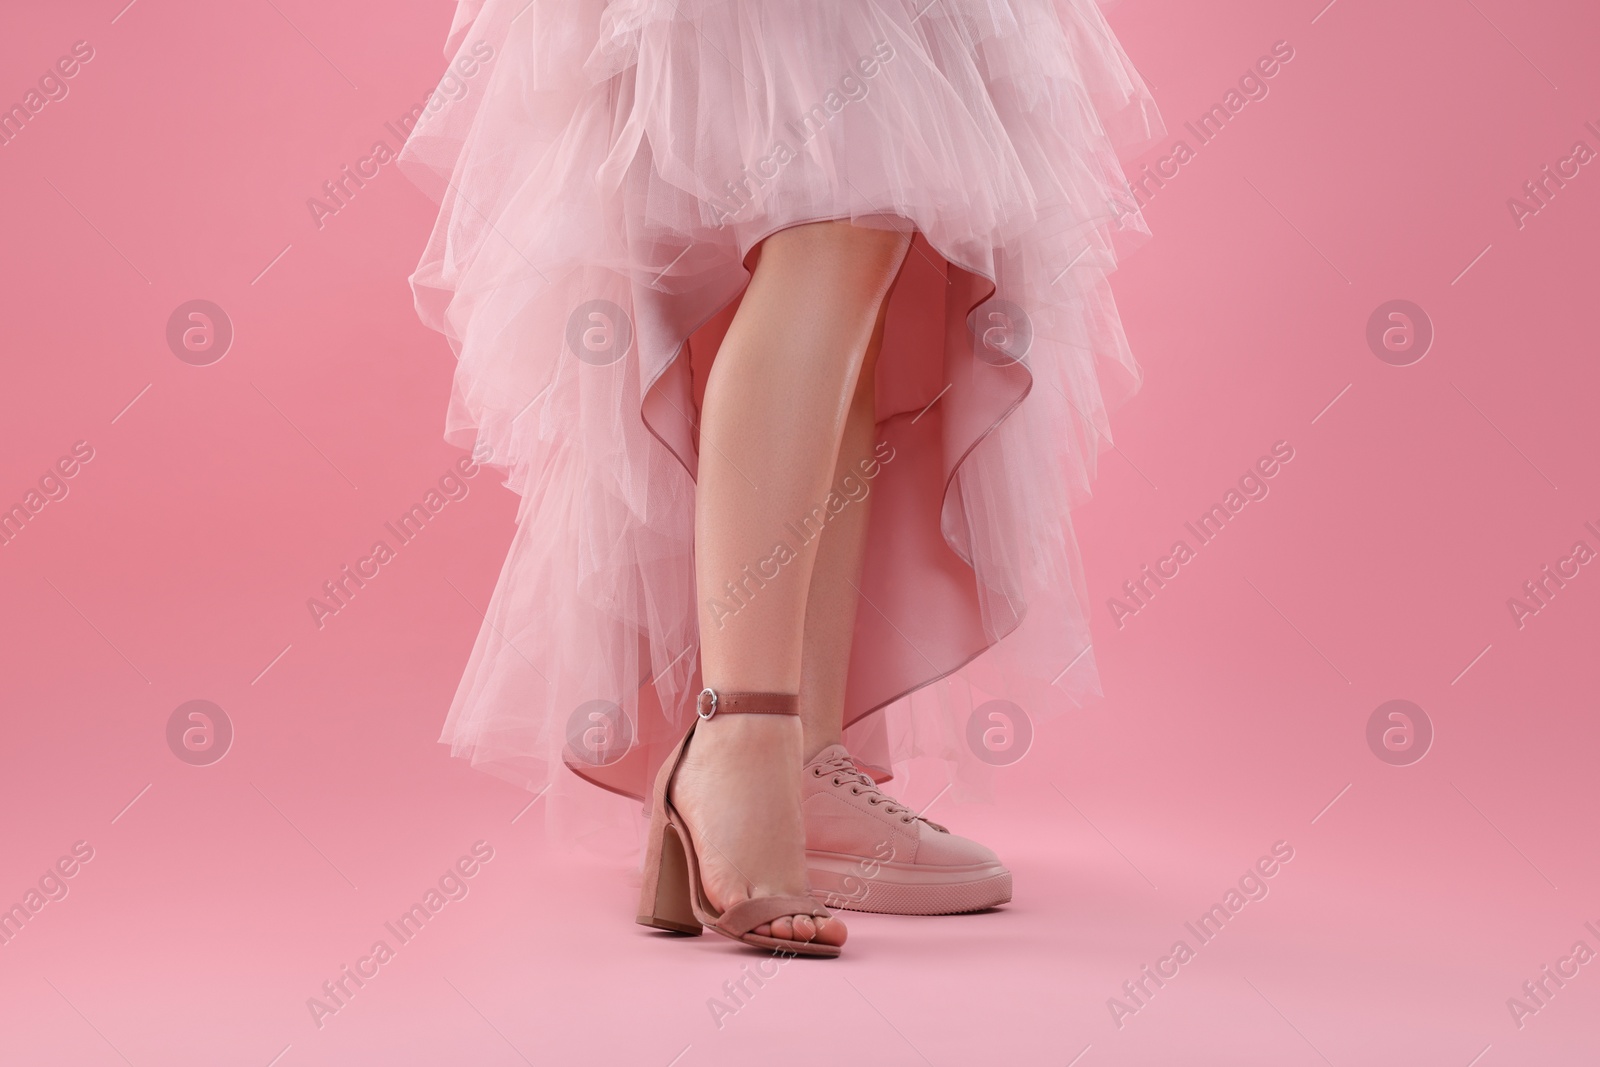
[697,687,799,720]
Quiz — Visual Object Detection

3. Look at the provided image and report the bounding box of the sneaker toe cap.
[915,825,1003,868]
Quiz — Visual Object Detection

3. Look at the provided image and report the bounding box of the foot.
[802,745,1012,914]
[670,713,848,949]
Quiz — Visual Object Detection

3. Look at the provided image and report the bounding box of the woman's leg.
[796,287,895,762]
[673,219,911,945]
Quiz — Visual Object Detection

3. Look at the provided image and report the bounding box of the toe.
[815,915,847,947]
[749,913,847,947]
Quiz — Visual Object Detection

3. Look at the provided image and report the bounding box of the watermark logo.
[1108,840,1295,1028]
[1,40,95,149]
[166,699,233,766]
[1506,120,1600,230]
[705,440,895,629]
[1113,40,1296,221]
[1506,521,1598,629]
[815,841,897,910]
[1109,441,1296,628]
[564,700,633,767]
[966,699,1033,767]
[706,950,800,1030]
[1365,299,1432,367]
[565,299,632,366]
[0,439,95,549]
[307,40,496,230]
[709,42,896,227]
[0,841,96,949]
[971,297,1033,367]
[166,300,233,366]
[307,841,495,1029]
[307,444,492,630]
[1507,921,1600,1030]
[1365,699,1432,766]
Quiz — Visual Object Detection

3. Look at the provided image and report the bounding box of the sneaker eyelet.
[832,777,842,786]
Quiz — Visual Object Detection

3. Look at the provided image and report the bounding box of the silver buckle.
[697,686,718,720]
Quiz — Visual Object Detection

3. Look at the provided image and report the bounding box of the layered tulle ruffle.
[398,0,1163,832]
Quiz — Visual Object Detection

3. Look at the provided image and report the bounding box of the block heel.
[636,813,701,935]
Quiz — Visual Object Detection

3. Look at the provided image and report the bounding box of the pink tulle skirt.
[398,0,1163,833]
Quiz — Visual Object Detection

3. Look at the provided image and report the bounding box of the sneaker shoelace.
[811,752,948,832]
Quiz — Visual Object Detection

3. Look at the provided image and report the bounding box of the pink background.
[3,0,1598,1064]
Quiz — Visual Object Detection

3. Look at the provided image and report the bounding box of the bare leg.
[673,219,911,946]
[796,287,896,762]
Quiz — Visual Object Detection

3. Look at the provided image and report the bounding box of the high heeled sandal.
[636,686,842,958]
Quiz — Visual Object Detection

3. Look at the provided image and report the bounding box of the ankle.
[801,733,843,764]
[689,709,803,755]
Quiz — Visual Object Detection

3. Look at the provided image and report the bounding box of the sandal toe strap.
[716,895,832,936]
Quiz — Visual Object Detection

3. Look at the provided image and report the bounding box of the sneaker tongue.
[822,749,879,787]
[809,743,876,783]
[807,743,853,768]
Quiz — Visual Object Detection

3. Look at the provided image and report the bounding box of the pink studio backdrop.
[3,1,1598,1065]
